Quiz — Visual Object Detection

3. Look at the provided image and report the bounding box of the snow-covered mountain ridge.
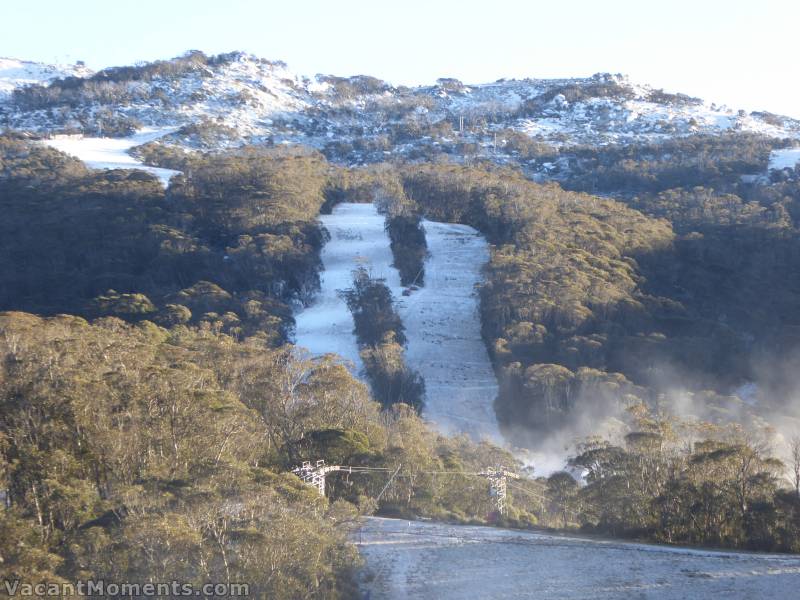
[2,51,798,167]
[0,57,93,100]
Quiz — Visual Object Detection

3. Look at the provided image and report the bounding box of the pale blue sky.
[3,0,799,116]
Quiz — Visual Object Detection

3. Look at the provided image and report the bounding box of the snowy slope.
[357,517,800,600]
[3,53,799,158]
[770,147,800,171]
[1,53,312,138]
[397,220,502,442]
[421,72,800,148]
[0,57,91,100]
[43,128,181,187]
[293,203,401,372]
[293,204,502,443]
[167,55,311,136]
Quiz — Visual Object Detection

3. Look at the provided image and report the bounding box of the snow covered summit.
[1,51,798,168]
[0,57,93,100]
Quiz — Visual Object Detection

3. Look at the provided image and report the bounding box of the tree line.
[340,268,425,411]
[0,137,330,343]
[562,404,800,552]
[0,312,537,596]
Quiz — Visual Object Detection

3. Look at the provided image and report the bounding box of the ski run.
[43,127,181,187]
[293,202,502,444]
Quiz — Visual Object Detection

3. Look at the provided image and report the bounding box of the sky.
[3,0,799,117]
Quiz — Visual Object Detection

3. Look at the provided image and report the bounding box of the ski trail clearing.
[357,517,800,600]
[397,219,502,443]
[293,203,502,444]
[769,147,800,171]
[43,128,181,187]
[293,203,400,372]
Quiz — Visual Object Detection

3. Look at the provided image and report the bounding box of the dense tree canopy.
[2,126,800,593]
[340,268,425,411]
[0,138,330,342]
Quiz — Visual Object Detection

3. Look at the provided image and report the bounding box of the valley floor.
[356,517,800,599]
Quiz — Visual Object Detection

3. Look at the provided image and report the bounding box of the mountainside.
[0,57,93,100]
[3,51,800,452]
[4,49,800,595]
[2,51,799,173]
[3,51,800,447]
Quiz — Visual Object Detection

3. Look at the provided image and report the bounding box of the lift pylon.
[291,460,378,496]
[478,466,519,515]
[292,460,352,496]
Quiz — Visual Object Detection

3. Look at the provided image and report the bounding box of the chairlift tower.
[479,466,520,515]
[292,461,520,515]
[292,460,351,496]
[292,459,393,497]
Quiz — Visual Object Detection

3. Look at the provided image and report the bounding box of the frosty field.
[356,517,800,599]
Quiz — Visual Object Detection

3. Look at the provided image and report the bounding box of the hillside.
[2,50,800,598]
[3,50,800,466]
[0,57,92,100]
[2,51,799,171]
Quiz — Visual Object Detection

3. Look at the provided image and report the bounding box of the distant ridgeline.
[3,50,799,169]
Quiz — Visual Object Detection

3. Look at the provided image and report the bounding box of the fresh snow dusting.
[0,57,91,100]
[43,128,181,187]
[177,54,311,136]
[769,147,800,171]
[356,517,800,600]
[6,55,800,155]
[293,203,502,443]
[515,90,795,148]
[397,220,502,443]
[293,203,401,372]
[2,53,312,139]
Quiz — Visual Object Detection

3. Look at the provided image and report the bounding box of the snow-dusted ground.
[769,147,800,171]
[356,517,800,599]
[5,53,800,155]
[0,57,92,100]
[294,203,401,372]
[293,203,502,443]
[397,220,501,442]
[43,128,181,187]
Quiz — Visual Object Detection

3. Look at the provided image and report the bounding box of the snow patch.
[769,148,800,171]
[357,517,800,599]
[43,128,181,187]
[0,57,92,100]
[293,203,400,372]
